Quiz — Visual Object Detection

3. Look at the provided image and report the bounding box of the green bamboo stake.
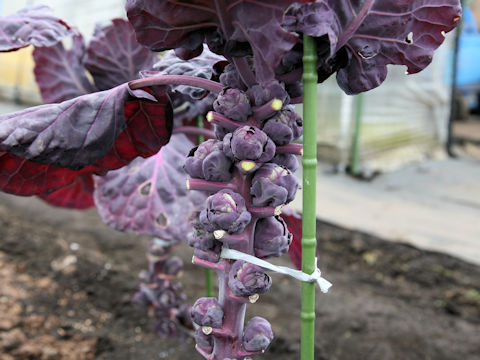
[301,34,318,360]
[197,115,214,297]
[350,93,364,175]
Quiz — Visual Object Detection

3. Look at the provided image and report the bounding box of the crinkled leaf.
[33,34,95,103]
[148,46,225,100]
[94,134,205,242]
[0,152,89,196]
[84,19,158,91]
[126,0,299,83]
[39,174,95,209]
[0,90,172,205]
[281,206,303,270]
[285,0,462,94]
[0,84,171,170]
[0,5,74,52]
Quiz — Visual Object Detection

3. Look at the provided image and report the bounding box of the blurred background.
[0,1,479,360]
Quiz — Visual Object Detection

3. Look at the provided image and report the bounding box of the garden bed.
[0,198,478,360]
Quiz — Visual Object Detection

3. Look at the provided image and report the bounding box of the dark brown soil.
[0,194,479,360]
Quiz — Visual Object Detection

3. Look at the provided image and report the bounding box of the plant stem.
[197,115,215,298]
[129,75,225,93]
[350,93,364,176]
[197,115,206,144]
[210,171,256,360]
[301,34,318,360]
[276,143,303,155]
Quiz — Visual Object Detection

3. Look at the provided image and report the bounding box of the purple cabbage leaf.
[0,5,74,52]
[283,0,462,94]
[84,18,158,91]
[0,84,163,170]
[33,34,95,103]
[94,134,206,243]
[143,46,224,127]
[125,0,299,83]
[147,46,225,100]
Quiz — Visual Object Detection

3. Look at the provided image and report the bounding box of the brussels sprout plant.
[0,1,461,359]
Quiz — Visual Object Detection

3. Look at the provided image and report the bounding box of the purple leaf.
[33,34,95,103]
[125,0,299,83]
[39,174,95,209]
[0,5,74,52]
[0,84,158,170]
[285,0,462,94]
[148,46,225,100]
[84,19,158,91]
[94,134,206,243]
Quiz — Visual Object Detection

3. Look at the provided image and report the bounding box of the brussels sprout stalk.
[186,74,301,359]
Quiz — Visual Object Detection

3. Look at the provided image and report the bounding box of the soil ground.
[0,196,479,360]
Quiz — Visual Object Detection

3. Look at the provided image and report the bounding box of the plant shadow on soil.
[0,194,479,360]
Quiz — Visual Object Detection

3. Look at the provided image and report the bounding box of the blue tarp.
[455,7,480,87]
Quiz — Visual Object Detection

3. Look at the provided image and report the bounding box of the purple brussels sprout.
[155,287,179,311]
[254,216,292,258]
[247,80,289,107]
[213,88,251,122]
[188,227,217,251]
[132,290,150,307]
[251,163,299,207]
[219,62,246,90]
[195,327,214,353]
[200,189,251,234]
[193,247,221,263]
[151,255,183,277]
[202,150,233,182]
[155,319,178,338]
[271,153,299,172]
[242,317,274,352]
[184,140,232,182]
[262,106,303,145]
[163,256,183,276]
[214,124,231,140]
[138,269,151,284]
[223,126,275,163]
[148,238,171,258]
[228,260,272,297]
[191,297,224,328]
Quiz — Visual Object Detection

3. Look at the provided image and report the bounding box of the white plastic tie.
[220,248,332,293]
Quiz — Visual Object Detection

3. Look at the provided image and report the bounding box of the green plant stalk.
[197,114,214,297]
[350,93,364,175]
[301,34,318,360]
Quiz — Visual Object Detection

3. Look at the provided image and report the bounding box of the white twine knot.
[220,248,332,293]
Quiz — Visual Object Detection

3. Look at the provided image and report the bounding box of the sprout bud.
[242,317,274,352]
[202,151,233,182]
[223,126,275,163]
[271,153,299,172]
[247,80,290,107]
[191,297,224,328]
[164,256,183,276]
[250,163,299,207]
[184,139,232,181]
[254,216,292,258]
[155,319,178,338]
[262,107,303,145]
[195,327,214,353]
[228,260,272,297]
[200,189,251,234]
[213,88,251,122]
